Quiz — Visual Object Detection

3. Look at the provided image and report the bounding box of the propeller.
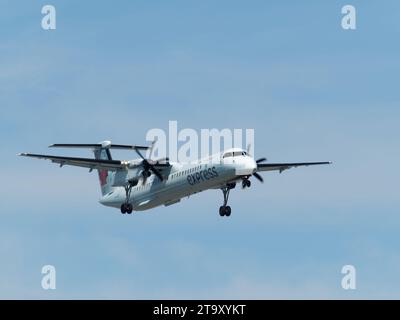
[256,157,267,164]
[134,147,164,181]
[246,156,267,185]
[147,137,158,159]
[252,172,264,183]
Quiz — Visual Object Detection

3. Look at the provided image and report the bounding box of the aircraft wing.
[257,162,331,173]
[18,153,127,171]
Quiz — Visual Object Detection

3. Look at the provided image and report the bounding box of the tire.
[219,206,225,216]
[127,204,133,214]
[120,204,127,214]
[225,206,231,216]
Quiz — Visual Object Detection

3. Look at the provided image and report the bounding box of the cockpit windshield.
[223,151,247,158]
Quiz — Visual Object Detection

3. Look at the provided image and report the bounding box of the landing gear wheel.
[242,179,251,188]
[219,206,232,217]
[219,187,232,217]
[126,204,133,214]
[121,181,135,215]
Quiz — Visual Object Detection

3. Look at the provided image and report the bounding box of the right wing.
[18,153,128,171]
[257,161,331,173]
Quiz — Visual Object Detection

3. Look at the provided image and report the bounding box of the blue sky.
[1,0,400,299]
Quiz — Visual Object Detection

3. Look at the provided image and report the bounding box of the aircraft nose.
[234,157,257,176]
[249,158,257,173]
[243,157,257,173]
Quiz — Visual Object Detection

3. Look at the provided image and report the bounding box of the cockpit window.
[233,151,243,156]
[223,151,246,158]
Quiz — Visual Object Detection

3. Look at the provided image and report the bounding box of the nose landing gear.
[242,179,251,189]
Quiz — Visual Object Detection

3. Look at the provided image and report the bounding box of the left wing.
[257,162,331,173]
[18,153,128,171]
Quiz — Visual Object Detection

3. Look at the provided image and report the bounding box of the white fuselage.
[99,149,257,211]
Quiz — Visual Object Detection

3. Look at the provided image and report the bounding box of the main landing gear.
[120,182,134,214]
[219,184,235,217]
[219,204,231,217]
[120,203,133,214]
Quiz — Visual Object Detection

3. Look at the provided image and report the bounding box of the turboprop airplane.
[18,141,331,216]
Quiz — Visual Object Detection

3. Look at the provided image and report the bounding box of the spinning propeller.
[252,157,266,183]
[134,147,164,181]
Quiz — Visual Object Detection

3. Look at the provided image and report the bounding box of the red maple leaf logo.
[99,170,108,186]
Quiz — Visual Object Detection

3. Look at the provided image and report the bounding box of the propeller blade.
[150,166,163,181]
[256,157,267,164]
[134,147,146,161]
[135,146,164,181]
[253,172,264,183]
[148,137,158,159]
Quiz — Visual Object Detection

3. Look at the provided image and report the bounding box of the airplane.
[18,141,331,217]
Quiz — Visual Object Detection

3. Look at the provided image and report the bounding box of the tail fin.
[49,140,151,196]
[93,147,113,196]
